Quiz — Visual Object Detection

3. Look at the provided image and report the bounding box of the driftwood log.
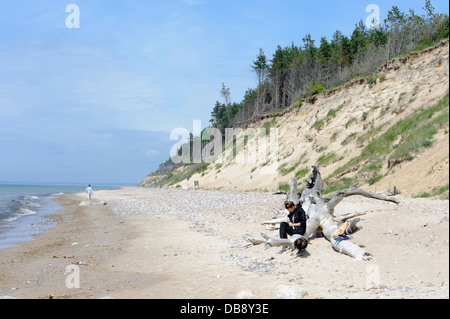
[244,166,400,260]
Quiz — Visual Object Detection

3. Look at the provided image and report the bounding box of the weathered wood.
[244,166,400,260]
[286,178,299,203]
[262,217,286,225]
[323,188,400,209]
[333,211,366,223]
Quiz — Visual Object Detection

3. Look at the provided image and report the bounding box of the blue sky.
[0,0,448,184]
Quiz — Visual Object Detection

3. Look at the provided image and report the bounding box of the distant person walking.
[85,185,94,201]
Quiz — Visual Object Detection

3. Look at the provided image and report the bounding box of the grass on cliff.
[327,92,449,186]
[415,184,449,200]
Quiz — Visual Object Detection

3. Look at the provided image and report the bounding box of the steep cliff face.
[143,40,449,198]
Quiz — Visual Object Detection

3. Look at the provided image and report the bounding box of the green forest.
[152,1,449,176]
[210,1,449,132]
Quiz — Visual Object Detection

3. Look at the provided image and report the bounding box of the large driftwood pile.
[244,167,400,260]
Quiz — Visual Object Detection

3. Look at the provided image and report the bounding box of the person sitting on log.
[279,201,307,253]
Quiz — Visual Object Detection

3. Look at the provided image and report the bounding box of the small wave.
[5,208,36,222]
[18,207,36,216]
[22,195,39,200]
[23,202,41,208]
[51,192,65,196]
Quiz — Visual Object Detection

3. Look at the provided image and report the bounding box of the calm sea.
[0,184,120,250]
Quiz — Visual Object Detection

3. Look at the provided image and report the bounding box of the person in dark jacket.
[279,201,307,252]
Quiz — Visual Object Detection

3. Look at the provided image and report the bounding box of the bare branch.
[324,188,400,210]
[333,211,367,223]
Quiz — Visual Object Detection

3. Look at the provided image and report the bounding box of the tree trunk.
[244,167,400,260]
[256,74,261,115]
[386,32,391,69]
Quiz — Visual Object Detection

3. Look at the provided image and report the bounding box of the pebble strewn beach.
[0,187,448,299]
[105,187,449,298]
[108,188,282,239]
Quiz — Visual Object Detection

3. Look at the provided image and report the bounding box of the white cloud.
[145,149,161,157]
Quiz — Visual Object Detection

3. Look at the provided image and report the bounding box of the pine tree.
[350,20,368,65]
[220,83,232,126]
[251,48,268,115]
[423,0,435,19]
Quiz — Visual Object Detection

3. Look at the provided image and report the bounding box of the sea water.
[0,184,119,250]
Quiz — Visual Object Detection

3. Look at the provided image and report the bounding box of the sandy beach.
[0,187,448,299]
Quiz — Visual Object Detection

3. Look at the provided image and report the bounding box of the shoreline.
[0,188,271,299]
[0,187,448,299]
[0,184,123,250]
[0,191,125,298]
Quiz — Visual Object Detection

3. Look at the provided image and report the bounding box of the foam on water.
[0,184,121,249]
